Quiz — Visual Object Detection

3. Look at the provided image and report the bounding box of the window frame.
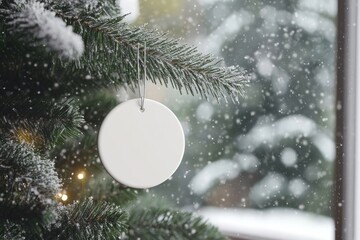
[335,0,357,240]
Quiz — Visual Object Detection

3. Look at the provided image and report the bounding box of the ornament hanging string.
[137,43,146,111]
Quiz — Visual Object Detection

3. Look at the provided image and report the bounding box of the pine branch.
[0,98,84,149]
[127,208,227,240]
[1,0,84,59]
[52,0,99,11]
[48,0,118,16]
[50,1,249,101]
[80,90,119,125]
[0,138,61,219]
[48,198,128,239]
[1,0,249,100]
[0,221,25,240]
[65,12,246,99]
[86,172,141,205]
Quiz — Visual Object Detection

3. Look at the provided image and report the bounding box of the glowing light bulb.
[61,194,68,201]
[77,172,85,180]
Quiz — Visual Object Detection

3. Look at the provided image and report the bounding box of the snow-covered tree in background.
[0,0,248,239]
[147,0,336,217]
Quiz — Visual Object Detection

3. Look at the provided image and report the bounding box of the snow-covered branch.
[2,0,84,59]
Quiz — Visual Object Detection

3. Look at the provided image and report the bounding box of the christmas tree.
[0,0,248,239]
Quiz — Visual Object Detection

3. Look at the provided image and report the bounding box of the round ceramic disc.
[98,98,185,189]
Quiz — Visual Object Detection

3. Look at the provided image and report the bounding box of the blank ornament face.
[98,99,185,189]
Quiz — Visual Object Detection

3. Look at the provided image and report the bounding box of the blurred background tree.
[142,0,336,217]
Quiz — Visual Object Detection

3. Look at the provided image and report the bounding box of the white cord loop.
[137,43,146,111]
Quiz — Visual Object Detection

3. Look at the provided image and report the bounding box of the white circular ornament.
[98,98,185,189]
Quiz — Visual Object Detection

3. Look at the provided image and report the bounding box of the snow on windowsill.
[197,207,334,240]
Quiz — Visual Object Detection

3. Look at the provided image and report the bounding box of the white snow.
[312,133,335,162]
[315,68,333,87]
[60,0,98,9]
[116,86,129,102]
[249,172,286,206]
[197,207,334,240]
[293,10,336,41]
[180,121,191,137]
[237,115,335,162]
[190,154,259,195]
[10,1,84,59]
[272,69,290,95]
[294,11,319,33]
[118,0,139,23]
[190,159,240,195]
[257,57,274,77]
[233,153,259,172]
[190,114,334,197]
[260,7,276,31]
[288,178,308,197]
[304,164,328,181]
[237,115,317,151]
[298,0,337,17]
[280,147,298,167]
[196,102,214,122]
[197,10,254,55]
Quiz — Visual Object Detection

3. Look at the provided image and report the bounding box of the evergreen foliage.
[0,0,248,101]
[127,208,227,240]
[0,0,246,239]
[2,0,84,59]
[0,139,61,213]
[1,220,25,239]
[47,198,128,239]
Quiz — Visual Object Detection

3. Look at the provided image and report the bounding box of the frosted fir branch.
[0,139,61,209]
[57,0,98,8]
[2,0,84,59]
[1,0,249,100]
[127,208,227,240]
[86,172,140,205]
[48,198,128,239]
[48,0,99,14]
[0,98,84,149]
[52,6,249,101]
[0,221,25,239]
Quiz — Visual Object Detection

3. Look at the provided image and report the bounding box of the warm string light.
[56,171,86,203]
[77,171,85,180]
[12,127,45,148]
[57,192,69,202]
[61,194,68,201]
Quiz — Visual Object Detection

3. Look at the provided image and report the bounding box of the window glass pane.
[129,0,337,239]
